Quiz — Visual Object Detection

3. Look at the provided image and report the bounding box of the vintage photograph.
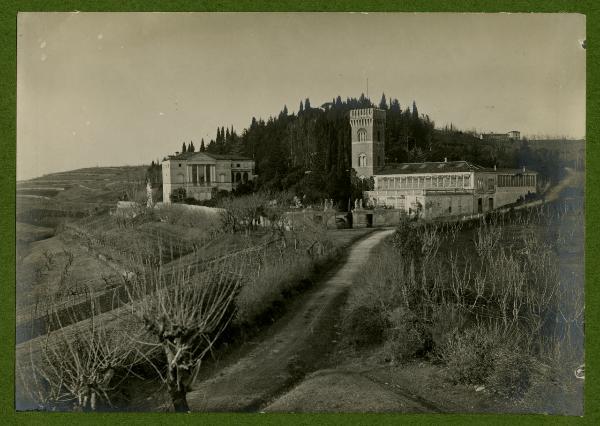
[16,12,585,414]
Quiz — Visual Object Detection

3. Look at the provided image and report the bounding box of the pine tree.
[379,93,388,109]
[412,100,419,120]
[181,142,187,153]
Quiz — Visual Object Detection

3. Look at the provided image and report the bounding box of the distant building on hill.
[349,109,537,222]
[162,151,255,202]
[481,130,521,141]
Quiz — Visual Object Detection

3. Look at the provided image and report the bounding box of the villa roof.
[375,161,537,175]
[375,161,484,175]
[207,153,253,161]
[167,152,252,162]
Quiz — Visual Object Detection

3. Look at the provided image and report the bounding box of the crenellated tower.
[350,108,386,179]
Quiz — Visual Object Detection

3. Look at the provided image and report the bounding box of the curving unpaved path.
[187,228,395,412]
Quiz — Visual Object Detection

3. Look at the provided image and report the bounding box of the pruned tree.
[126,260,245,412]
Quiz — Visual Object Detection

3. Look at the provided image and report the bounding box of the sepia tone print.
[16,12,584,414]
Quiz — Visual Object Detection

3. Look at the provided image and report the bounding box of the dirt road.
[187,228,395,412]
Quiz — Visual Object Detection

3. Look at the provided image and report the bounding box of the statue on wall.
[359,198,363,209]
[146,181,153,207]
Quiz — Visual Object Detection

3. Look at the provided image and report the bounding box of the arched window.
[358,154,367,167]
[220,173,226,183]
[357,128,368,142]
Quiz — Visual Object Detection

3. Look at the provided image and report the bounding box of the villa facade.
[162,152,255,202]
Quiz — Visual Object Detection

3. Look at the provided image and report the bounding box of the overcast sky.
[17,12,585,180]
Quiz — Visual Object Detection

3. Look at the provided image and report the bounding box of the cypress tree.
[181,142,187,153]
[379,93,388,109]
[299,100,304,113]
[200,139,205,152]
[304,98,311,110]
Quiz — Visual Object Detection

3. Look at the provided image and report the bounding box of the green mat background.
[1,1,597,424]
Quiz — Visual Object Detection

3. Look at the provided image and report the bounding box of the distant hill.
[17,166,148,225]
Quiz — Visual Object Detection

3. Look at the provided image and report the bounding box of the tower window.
[357,128,368,142]
[358,154,367,167]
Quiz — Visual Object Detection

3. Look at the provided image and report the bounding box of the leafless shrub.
[42,250,55,271]
[474,222,502,259]
[347,204,583,403]
[17,300,139,411]
[417,224,441,266]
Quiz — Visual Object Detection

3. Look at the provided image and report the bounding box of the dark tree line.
[152,92,566,207]
[199,94,439,205]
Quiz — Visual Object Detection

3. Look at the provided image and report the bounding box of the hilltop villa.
[350,108,537,222]
[162,151,255,202]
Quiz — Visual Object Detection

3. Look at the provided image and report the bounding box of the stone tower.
[350,108,386,178]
